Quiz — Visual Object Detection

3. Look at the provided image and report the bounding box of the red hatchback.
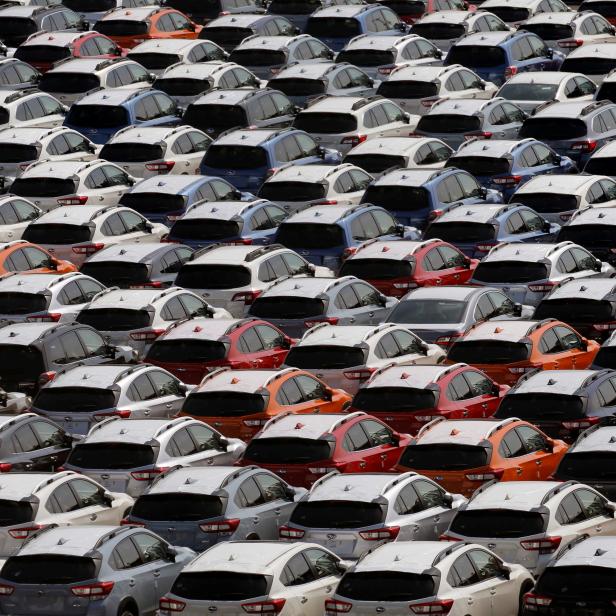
[240,411,411,488]
[350,363,508,434]
[339,239,478,299]
[144,318,293,384]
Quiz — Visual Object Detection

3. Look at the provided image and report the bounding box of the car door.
[553,324,592,368]
[85,164,129,204]
[254,472,296,532]
[453,370,499,418]
[118,209,156,243]
[466,548,517,616]
[538,325,572,370]
[236,475,274,538]
[67,477,119,523]
[499,426,544,480]
[413,478,457,537]
[448,552,493,616]
[302,548,340,605]
[110,535,156,611]
[12,419,71,471]
[146,369,185,416]
[574,487,616,536]
[5,422,47,472]
[359,418,401,470]
[45,478,104,525]
[350,281,392,324]
[131,532,177,608]
[280,552,321,615]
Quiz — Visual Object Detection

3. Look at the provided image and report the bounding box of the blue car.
[200,127,342,191]
[423,202,560,258]
[64,88,181,144]
[446,137,577,199]
[274,202,419,269]
[360,167,502,229]
[305,4,407,52]
[445,30,564,86]
[165,198,289,248]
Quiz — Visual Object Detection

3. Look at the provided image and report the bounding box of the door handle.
[300,597,308,604]
[89,513,97,521]
[535,460,542,465]
[359,461,367,468]
[153,570,160,578]
[434,516,440,523]
[380,453,388,460]
[368,312,374,317]
[274,508,281,515]
[166,403,173,408]
[129,579,136,587]
[516,468,522,475]
[253,517,260,524]
[490,589,497,596]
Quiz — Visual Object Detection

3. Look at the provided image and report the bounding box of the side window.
[351,212,380,240]
[135,95,160,121]
[376,332,402,359]
[101,213,127,236]
[78,276,105,300]
[506,211,526,233]
[343,423,372,451]
[598,378,616,407]
[361,419,395,446]
[557,250,578,274]
[489,105,507,126]
[392,330,423,355]
[438,245,465,268]
[119,210,147,233]
[57,331,86,364]
[464,370,494,396]
[254,473,288,502]
[13,424,40,452]
[414,479,447,508]
[572,247,598,271]
[238,327,265,353]
[448,374,473,401]
[149,370,182,396]
[335,172,356,194]
[238,477,266,508]
[59,281,85,306]
[457,172,482,198]
[445,71,464,91]
[499,428,526,458]
[255,325,284,350]
[161,296,188,321]
[132,533,168,563]
[282,553,316,586]
[303,548,340,579]
[69,478,105,508]
[85,167,108,190]
[48,482,80,514]
[112,537,143,570]
[474,293,496,320]
[179,294,210,318]
[467,550,503,582]
[335,285,361,310]
[169,428,198,457]
[295,375,326,401]
[128,374,158,402]
[539,327,563,354]
[449,554,480,587]
[281,252,310,275]
[353,283,381,307]
[575,489,609,520]
[423,248,446,272]
[295,133,319,157]
[395,484,422,514]
[30,420,65,448]
[278,378,303,405]
[554,325,582,351]
[76,328,106,357]
[556,493,586,525]
[516,425,547,453]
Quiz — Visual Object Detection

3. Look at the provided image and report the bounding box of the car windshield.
[557,451,616,480]
[76,308,151,331]
[170,219,241,241]
[411,22,465,39]
[172,573,269,601]
[343,154,406,174]
[40,73,101,94]
[377,80,438,99]
[473,261,549,283]
[131,493,224,521]
[15,45,71,63]
[34,387,116,413]
[338,572,435,602]
[99,143,165,163]
[250,296,326,319]
[290,501,384,529]
[0,344,44,386]
[336,49,396,66]
[399,443,489,470]
[388,299,467,324]
[11,178,76,198]
[244,437,332,463]
[447,45,506,67]
[448,340,530,364]
[66,105,129,129]
[520,117,587,140]
[0,292,48,315]
[147,339,227,363]
[445,156,510,176]
[94,19,149,36]
[23,224,92,245]
[417,114,481,134]
[449,510,546,538]
[496,393,585,420]
[361,185,431,211]
[2,556,97,584]
[259,181,326,201]
[0,500,33,526]
[155,78,211,98]
[80,262,149,287]
[306,16,361,37]
[584,157,616,175]
[295,112,358,134]
[424,221,496,242]
[536,566,616,599]
[203,145,268,169]
[68,443,156,469]
[229,49,287,66]
[514,192,578,214]
[268,78,326,96]
[182,392,265,417]
[0,144,38,163]
[353,387,437,412]
[120,192,186,214]
[498,82,559,101]
[534,298,614,322]
[562,56,616,75]
[286,345,366,369]
[129,52,180,70]
[175,264,251,289]
[339,258,414,280]
[276,222,344,248]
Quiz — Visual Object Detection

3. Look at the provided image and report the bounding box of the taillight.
[129,329,165,342]
[232,290,261,305]
[8,525,41,539]
[593,321,616,331]
[524,592,553,609]
[341,134,367,146]
[26,312,62,322]
[392,281,418,290]
[343,368,375,381]
[308,466,337,474]
[0,584,13,595]
[342,246,357,260]
[304,317,339,328]
[57,195,88,206]
[38,371,56,386]
[439,533,461,542]
[558,38,583,47]
[504,65,518,79]
[231,238,253,245]
[120,518,144,526]
[129,281,164,289]
[160,597,186,613]
[421,97,440,108]
[199,519,240,533]
[377,65,396,75]
[520,536,561,554]
[415,414,440,422]
[492,175,521,186]
[325,599,353,614]
[241,599,286,613]
[428,209,443,222]
[528,283,555,293]
[243,418,269,427]
[71,581,114,600]
[476,242,497,253]
[265,168,279,180]
[145,161,175,172]
[570,139,597,153]
[463,131,492,140]
[130,467,167,481]
[465,469,504,482]
[94,409,132,420]
[562,416,599,429]
[72,243,104,256]
[508,366,534,374]
[313,199,339,206]
[279,525,305,539]
[359,526,400,540]
[0,463,12,472]
[435,333,462,347]
[160,235,179,243]
[410,599,454,614]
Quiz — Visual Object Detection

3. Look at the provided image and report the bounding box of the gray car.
[126,465,307,551]
[0,525,195,616]
[248,276,398,338]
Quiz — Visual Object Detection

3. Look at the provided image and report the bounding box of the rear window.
[285,345,366,369]
[536,566,616,600]
[120,192,186,214]
[131,493,224,521]
[336,49,396,66]
[562,56,616,75]
[498,82,559,102]
[66,105,129,129]
[182,392,265,417]
[445,156,510,176]
[353,386,437,412]
[344,154,406,174]
[201,26,252,47]
[129,52,180,70]
[597,82,616,103]
[380,0,425,15]
[584,157,616,175]
[337,572,435,602]
[448,340,530,364]
[556,452,616,480]
[34,387,116,413]
[295,112,357,134]
[94,19,149,36]
[147,340,227,363]
[250,296,325,319]
[276,222,344,249]
[15,45,70,64]
[0,344,44,385]
[306,16,361,37]
[76,308,151,331]
[411,22,465,39]
[450,510,546,538]
[172,572,269,601]
[183,104,246,131]
[417,114,481,134]
[580,0,616,15]
[68,443,156,469]
[446,45,506,67]
[535,298,614,322]
[203,145,268,169]
[0,500,33,526]
[0,17,36,37]
[12,178,76,198]
[170,219,241,241]
[496,393,584,420]
[229,49,286,66]
[79,262,149,287]
[472,261,548,283]
[339,258,414,280]
[64,0,114,10]
[2,556,96,584]
[514,192,578,214]
[0,144,38,163]
[290,501,384,528]
[155,78,211,98]
[259,181,326,202]
[399,443,489,470]
[594,346,616,369]
[376,80,438,99]
[423,221,496,242]
[268,78,325,96]
[519,117,587,140]
[268,0,320,13]
[23,224,92,245]
[362,186,431,212]
[388,299,467,324]
[244,437,332,463]
[518,23,573,39]
[0,292,48,315]
[40,73,100,94]
[175,264,251,289]
[99,143,165,163]
[486,6,529,20]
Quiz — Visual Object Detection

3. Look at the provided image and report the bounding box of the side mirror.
[434,49,443,58]
[147,73,156,83]
[542,220,552,233]
[420,343,429,355]
[476,81,486,90]
[396,223,405,236]
[284,486,296,500]
[605,502,616,518]
[395,22,406,31]
[479,187,488,199]
[378,293,388,307]
[595,259,604,272]
[281,337,292,350]
[443,493,453,509]
[492,383,501,396]
[545,48,554,59]
[47,258,58,270]
[88,144,97,154]
[186,22,196,31]
[177,382,188,395]
[166,546,177,562]
[500,565,511,580]
[217,436,230,450]
[543,438,555,453]
[389,433,401,447]
[402,112,411,124]
[336,561,349,573]
[462,257,472,269]
[112,47,122,56]
[175,107,185,117]
[513,302,522,316]
[293,26,300,34]
[102,491,114,506]
[317,145,326,158]
[323,388,334,402]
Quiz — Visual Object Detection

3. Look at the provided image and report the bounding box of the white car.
[284,323,444,394]
[0,196,40,241]
[561,41,616,83]
[160,541,346,616]
[480,0,570,24]
[0,89,66,130]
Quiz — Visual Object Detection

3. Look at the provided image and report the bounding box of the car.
[145,317,293,383]
[560,41,616,83]
[64,88,181,145]
[495,368,616,440]
[395,417,568,497]
[22,204,168,267]
[165,198,288,247]
[99,125,211,179]
[39,57,154,106]
[258,163,372,213]
[179,367,351,440]
[266,0,364,30]
[281,471,466,558]
[386,285,527,346]
[445,481,616,577]
[594,66,616,102]
[470,241,613,305]
[119,174,242,224]
[448,319,600,385]
[0,58,40,91]
[593,330,616,369]
[584,139,616,178]
[305,4,408,52]
[11,161,136,213]
[13,30,123,73]
[414,97,528,149]
[75,287,230,357]
[63,0,162,24]
[326,541,534,616]
[479,0,570,24]
[336,33,443,79]
[127,38,228,75]
[384,0,478,24]
[0,321,134,394]
[165,0,262,24]
[338,238,478,298]
[0,525,195,616]
[160,540,345,616]
[182,87,296,136]
[376,63,498,116]
[512,173,616,223]
[350,362,509,434]
[126,465,306,550]
[64,417,246,496]
[0,196,41,242]
[240,411,410,487]
[579,0,616,24]
[0,240,75,275]
[519,100,616,165]
[275,203,417,270]
[80,242,193,289]
[445,30,565,87]
[0,471,134,556]
[267,62,379,109]
[343,136,453,175]
[359,167,502,228]
[94,7,202,49]
[496,71,597,113]
[423,203,560,259]
[200,127,342,191]
[443,138,576,199]
[0,89,66,132]
[284,323,444,394]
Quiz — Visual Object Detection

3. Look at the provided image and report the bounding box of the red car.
[144,318,293,384]
[351,363,508,434]
[339,239,478,299]
[240,411,411,488]
[379,0,475,24]
[14,31,123,73]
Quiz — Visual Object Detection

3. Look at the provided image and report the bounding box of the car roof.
[160,318,243,341]
[206,13,268,27]
[22,30,86,46]
[307,472,404,502]
[462,320,536,342]
[20,160,99,179]
[566,41,616,58]
[109,125,183,144]
[0,5,51,15]
[259,276,336,297]
[273,62,336,79]
[465,481,561,511]
[85,418,176,443]
[516,173,601,192]
[76,88,148,106]
[554,536,616,568]
[366,364,457,389]
[129,174,212,194]
[284,204,357,225]
[181,201,251,221]
[258,413,350,439]
[351,240,428,260]
[33,205,108,224]
[195,87,260,106]
[47,57,120,73]
[46,364,136,389]
[162,61,235,79]
[544,277,616,300]
[371,167,441,187]
[146,466,242,495]
[434,203,512,223]
[532,100,601,118]
[569,206,616,225]
[388,65,451,81]
[299,324,378,346]
[570,425,616,453]
[186,243,264,262]
[482,0,540,8]
[0,272,65,293]
[401,285,480,301]
[417,10,473,23]
[451,30,513,46]
[234,35,297,50]
[344,33,420,49]
[427,98,492,115]
[196,368,288,394]
[348,136,433,155]
[511,369,595,395]
[0,90,40,105]
[312,4,368,16]
[85,288,170,309]
[482,242,554,261]
[523,10,576,23]
[101,6,160,20]
[130,38,204,53]
[0,322,59,346]
[0,472,65,500]
[454,139,524,158]
[0,126,67,144]
[303,96,370,113]
[214,128,282,147]
[267,164,343,182]
[17,525,122,557]
[505,70,578,84]
[85,242,177,263]
[417,418,512,445]
[352,541,450,574]
[589,141,616,158]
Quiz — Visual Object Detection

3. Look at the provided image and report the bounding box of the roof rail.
[552,533,590,563]
[381,471,417,495]
[92,525,133,550]
[309,470,340,493]
[329,411,366,432]
[468,477,499,501]
[33,470,76,494]
[486,417,521,437]
[153,416,193,438]
[432,541,467,566]
[416,415,446,438]
[540,480,579,505]
[219,465,259,488]
[245,243,285,262]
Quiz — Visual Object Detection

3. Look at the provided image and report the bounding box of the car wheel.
[246,533,260,540]
[118,602,137,616]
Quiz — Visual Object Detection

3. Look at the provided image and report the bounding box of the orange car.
[178,367,352,440]
[94,7,202,49]
[446,318,600,386]
[0,241,76,275]
[395,417,568,497]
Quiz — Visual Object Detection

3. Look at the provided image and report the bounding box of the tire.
[246,534,260,541]
[117,600,138,616]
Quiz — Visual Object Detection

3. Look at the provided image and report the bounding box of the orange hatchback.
[178,367,352,440]
[446,318,600,386]
[94,7,202,49]
[395,417,568,497]
[0,241,76,276]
